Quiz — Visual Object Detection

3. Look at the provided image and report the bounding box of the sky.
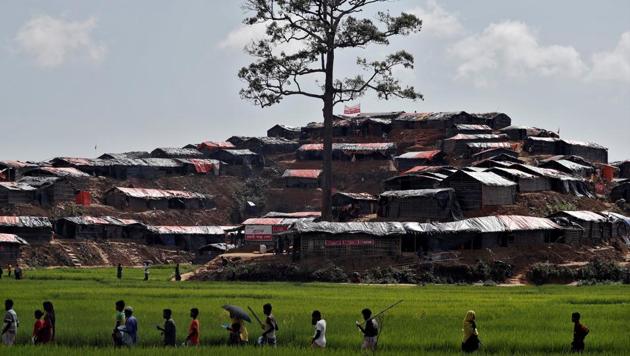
[0,0,629,161]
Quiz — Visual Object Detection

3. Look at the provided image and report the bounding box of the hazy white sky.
[1,1,629,161]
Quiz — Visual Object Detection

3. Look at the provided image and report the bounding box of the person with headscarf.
[42,301,55,343]
[461,310,480,353]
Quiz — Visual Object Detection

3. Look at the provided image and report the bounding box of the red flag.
[343,103,361,115]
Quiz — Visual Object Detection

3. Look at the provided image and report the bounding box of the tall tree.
[239,0,423,220]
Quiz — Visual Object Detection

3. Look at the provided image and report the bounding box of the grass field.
[0,266,628,355]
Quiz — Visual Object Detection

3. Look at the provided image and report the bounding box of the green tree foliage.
[238,0,423,219]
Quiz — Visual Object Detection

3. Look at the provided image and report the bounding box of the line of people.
[0,264,24,280]
[2,298,590,353]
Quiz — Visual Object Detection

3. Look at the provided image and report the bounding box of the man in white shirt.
[311,310,326,348]
[2,299,18,346]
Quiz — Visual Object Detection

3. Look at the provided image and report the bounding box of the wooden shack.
[0,216,52,244]
[54,216,145,240]
[560,140,608,163]
[196,141,236,155]
[0,182,36,206]
[291,221,406,260]
[394,150,445,171]
[471,147,518,161]
[242,137,300,155]
[105,187,214,211]
[442,134,509,155]
[474,112,512,129]
[441,170,517,210]
[356,118,392,137]
[19,177,81,206]
[267,124,302,140]
[296,143,396,161]
[448,124,492,136]
[619,161,630,179]
[0,161,38,181]
[282,169,322,188]
[209,149,264,167]
[524,137,562,155]
[499,126,559,141]
[0,234,28,266]
[539,160,595,177]
[610,182,630,202]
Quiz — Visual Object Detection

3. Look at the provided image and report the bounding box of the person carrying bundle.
[356,308,379,352]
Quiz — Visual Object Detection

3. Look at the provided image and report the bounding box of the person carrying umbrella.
[222,305,250,345]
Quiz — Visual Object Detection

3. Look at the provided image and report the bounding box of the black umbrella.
[222,305,252,323]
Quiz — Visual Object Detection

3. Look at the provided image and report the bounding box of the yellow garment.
[462,310,478,342]
[232,318,249,342]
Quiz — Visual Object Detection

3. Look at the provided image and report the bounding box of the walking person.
[461,310,480,353]
[7,265,11,278]
[42,301,55,343]
[185,308,200,346]
[571,312,589,353]
[0,265,3,279]
[112,300,126,346]
[117,264,123,280]
[156,309,176,346]
[175,264,181,282]
[2,299,18,346]
[120,306,138,347]
[143,262,150,281]
[225,312,248,346]
[14,264,22,280]
[310,310,326,349]
[356,308,378,352]
[257,303,278,346]
[32,310,45,344]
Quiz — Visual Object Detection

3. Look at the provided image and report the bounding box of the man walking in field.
[2,299,18,346]
[156,309,176,346]
[356,308,378,352]
[571,312,589,353]
[117,264,123,279]
[311,310,326,349]
[257,303,278,346]
[143,262,150,281]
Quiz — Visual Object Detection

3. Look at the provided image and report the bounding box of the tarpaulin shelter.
[392,111,486,130]
[331,192,377,220]
[296,143,396,161]
[267,124,302,140]
[241,137,300,155]
[281,169,322,188]
[54,216,145,240]
[19,176,83,206]
[150,147,205,159]
[383,174,444,191]
[487,167,550,192]
[471,147,518,161]
[145,225,227,250]
[0,234,28,266]
[466,142,513,157]
[0,160,38,181]
[473,112,512,129]
[23,167,90,178]
[509,164,593,197]
[500,126,559,141]
[610,182,630,202]
[0,182,37,206]
[289,221,407,260]
[539,159,595,177]
[378,188,463,222]
[548,211,614,243]
[561,140,608,163]
[618,161,630,179]
[355,118,393,137]
[448,124,492,136]
[394,150,445,170]
[208,149,264,168]
[442,134,509,155]
[196,141,236,154]
[0,216,52,244]
[98,152,150,160]
[300,119,352,139]
[441,170,517,210]
[105,187,215,211]
[177,159,221,175]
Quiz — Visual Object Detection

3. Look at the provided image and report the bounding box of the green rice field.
[0,266,629,355]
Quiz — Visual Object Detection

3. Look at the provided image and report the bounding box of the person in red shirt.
[32,310,45,344]
[185,308,200,346]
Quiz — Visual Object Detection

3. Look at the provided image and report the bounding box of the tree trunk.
[321,49,335,221]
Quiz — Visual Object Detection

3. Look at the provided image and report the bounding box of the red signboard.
[325,239,374,247]
[245,235,274,242]
[272,225,289,233]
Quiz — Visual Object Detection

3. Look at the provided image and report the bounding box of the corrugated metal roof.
[198,141,236,150]
[0,160,38,168]
[147,225,225,235]
[444,134,506,141]
[263,211,322,218]
[282,169,322,179]
[471,147,517,158]
[113,187,209,200]
[552,160,593,172]
[292,221,406,236]
[298,143,396,152]
[402,166,447,174]
[466,142,512,149]
[454,124,492,131]
[61,216,142,226]
[248,137,298,145]
[151,147,204,157]
[528,137,561,143]
[405,215,561,234]
[456,171,517,187]
[333,192,377,201]
[270,124,301,132]
[0,216,51,228]
[396,150,442,160]
[221,149,259,156]
[32,167,90,178]
[562,139,607,150]
[380,188,455,198]
[0,233,28,245]
[98,151,151,160]
[489,167,536,179]
[555,211,607,222]
[0,182,37,191]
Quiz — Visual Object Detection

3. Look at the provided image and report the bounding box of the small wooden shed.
[282,169,322,188]
[105,187,214,211]
[0,216,52,244]
[378,188,462,222]
[441,170,517,210]
[0,234,28,266]
[267,124,302,140]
